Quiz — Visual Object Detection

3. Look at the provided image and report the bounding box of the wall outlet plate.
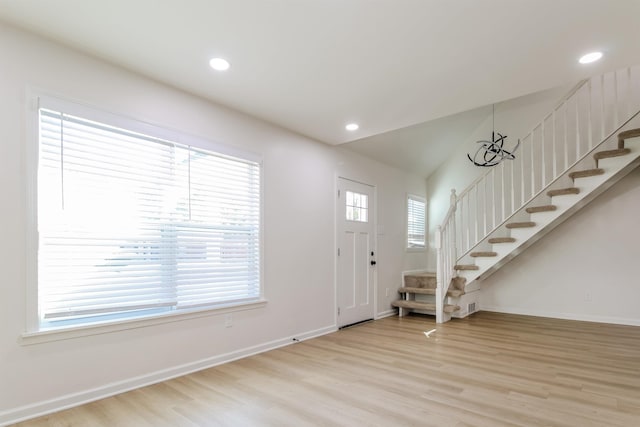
[224,313,233,327]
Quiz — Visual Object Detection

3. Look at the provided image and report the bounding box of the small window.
[407,195,426,250]
[346,191,368,222]
[32,97,262,331]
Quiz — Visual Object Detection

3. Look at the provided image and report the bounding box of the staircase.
[452,127,640,289]
[392,271,464,317]
[393,65,640,323]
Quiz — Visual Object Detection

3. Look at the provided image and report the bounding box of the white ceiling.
[1,0,640,174]
[344,103,492,177]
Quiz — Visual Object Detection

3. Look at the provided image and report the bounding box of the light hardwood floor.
[13,312,640,426]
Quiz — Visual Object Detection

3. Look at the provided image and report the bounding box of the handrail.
[435,65,640,323]
[456,79,589,201]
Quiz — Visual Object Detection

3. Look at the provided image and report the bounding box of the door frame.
[334,175,378,327]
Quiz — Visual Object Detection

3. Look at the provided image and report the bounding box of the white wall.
[0,23,426,423]
[480,167,640,325]
[425,85,572,268]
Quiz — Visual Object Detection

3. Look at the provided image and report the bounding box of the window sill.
[20,299,267,346]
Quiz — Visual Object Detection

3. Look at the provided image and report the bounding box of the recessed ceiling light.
[209,57,230,71]
[579,51,603,64]
[345,123,359,131]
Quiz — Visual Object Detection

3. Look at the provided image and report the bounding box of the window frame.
[345,190,369,223]
[24,91,265,343]
[406,194,426,252]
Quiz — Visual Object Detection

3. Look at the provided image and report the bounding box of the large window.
[407,195,426,250]
[33,98,261,331]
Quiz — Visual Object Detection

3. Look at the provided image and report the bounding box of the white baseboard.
[0,324,337,427]
[481,305,640,327]
[376,309,398,319]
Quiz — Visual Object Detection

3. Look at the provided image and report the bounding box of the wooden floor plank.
[12,312,640,426]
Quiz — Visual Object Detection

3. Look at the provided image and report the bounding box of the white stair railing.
[434,189,456,323]
[435,65,640,322]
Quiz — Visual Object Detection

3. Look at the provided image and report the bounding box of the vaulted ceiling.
[2,0,639,176]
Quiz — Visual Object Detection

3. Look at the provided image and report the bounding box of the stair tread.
[618,128,640,148]
[547,187,580,197]
[404,272,437,289]
[392,300,460,313]
[506,221,536,229]
[526,205,557,213]
[398,287,465,297]
[470,251,497,257]
[489,237,516,244]
[446,289,465,298]
[454,264,479,270]
[450,276,467,291]
[594,148,631,160]
[398,287,435,295]
[569,168,604,180]
[404,272,436,278]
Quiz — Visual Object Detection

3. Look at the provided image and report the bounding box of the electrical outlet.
[385,288,390,297]
[585,291,592,302]
[224,313,233,328]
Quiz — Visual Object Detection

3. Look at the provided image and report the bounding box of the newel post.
[450,189,458,262]
[435,226,443,324]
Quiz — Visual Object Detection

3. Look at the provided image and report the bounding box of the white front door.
[336,178,376,328]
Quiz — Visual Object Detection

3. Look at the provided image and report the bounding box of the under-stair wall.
[480,167,640,326]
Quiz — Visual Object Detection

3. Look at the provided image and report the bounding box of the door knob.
[370,260,377,266]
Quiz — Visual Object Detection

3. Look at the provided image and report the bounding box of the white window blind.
[37,107,261,328]
[407,195,426,249]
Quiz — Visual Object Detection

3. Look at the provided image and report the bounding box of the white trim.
[2,324,337,426]
[335,176,378,326]
[480,306,640,327]
[24,87,40,333]
[20,300,267,345]
[333,172,339,327]
[406,193,426,252]
[24,88,266,337]
[376,309,398,319]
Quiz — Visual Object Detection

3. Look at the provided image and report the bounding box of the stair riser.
[547,191,582,210]
[450,277,481,293]
[508,227,538,241]
[414,294,436,304]
[527,209,562,225]
[571,172,611,189]
[450,277,467,291]
[404,276,436,289]
[473,257,500,270]
[618,131,640,148]
[454,268,482,284]
[594,149,631,163]
[491,242,519,256]
[393,299,460,313]
[597,151,638,169]
[551,172,615,210]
